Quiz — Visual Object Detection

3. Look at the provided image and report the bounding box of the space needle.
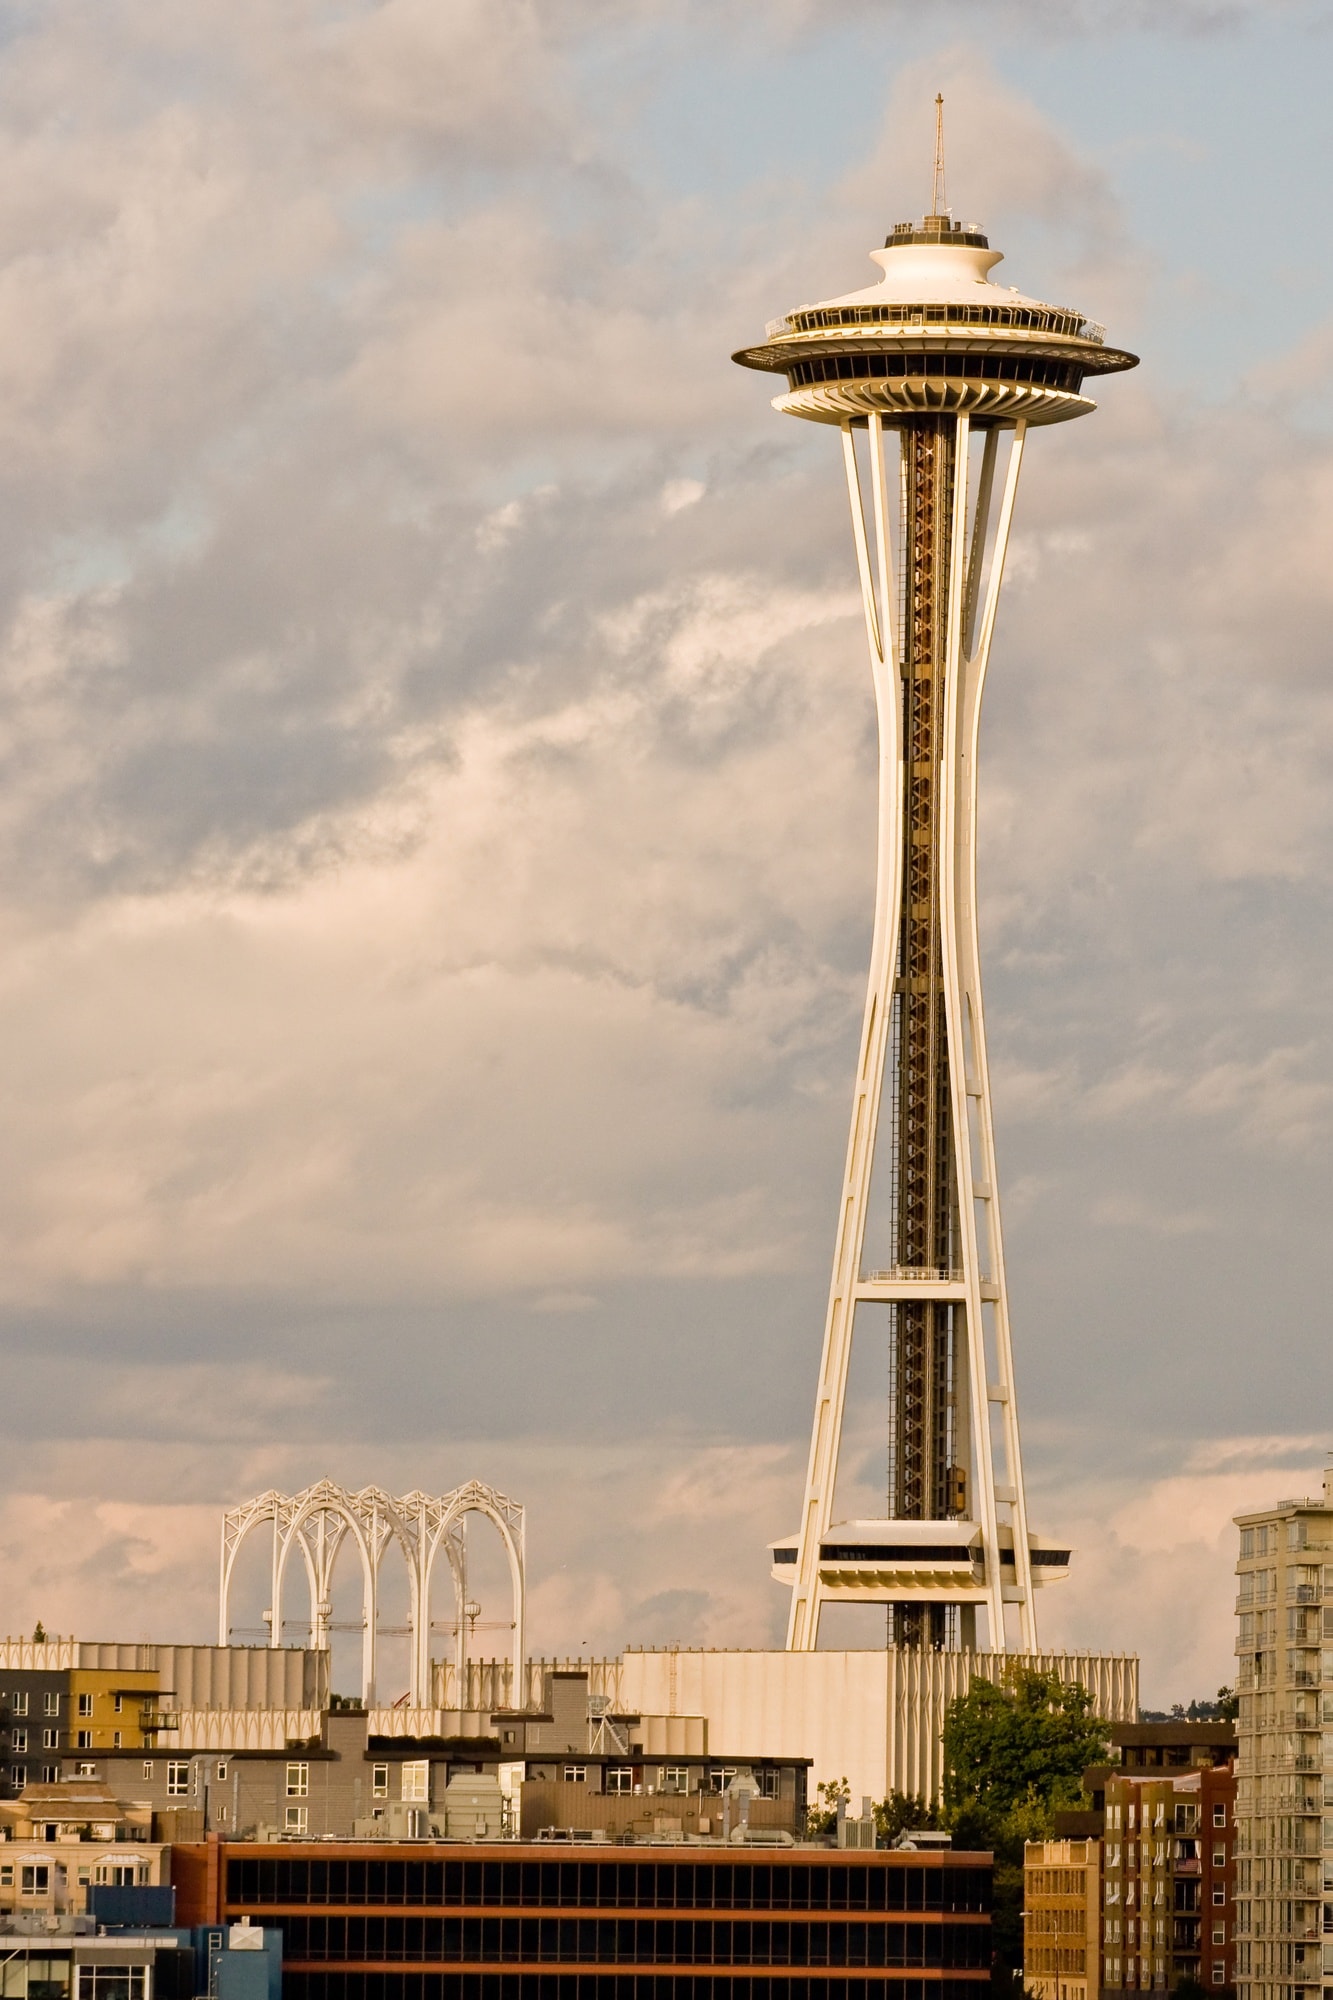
[733,106,1138,1653]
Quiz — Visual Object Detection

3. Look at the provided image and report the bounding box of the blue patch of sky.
[570,8,1333,406]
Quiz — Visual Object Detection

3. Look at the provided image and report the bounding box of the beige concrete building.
[1026,1836,1103,2000]
[1233,1469,1333,2000]
[0,1777,166,1916]
[614,1645,1138,1807]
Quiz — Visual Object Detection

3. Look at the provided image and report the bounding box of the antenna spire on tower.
[931,93,947,217]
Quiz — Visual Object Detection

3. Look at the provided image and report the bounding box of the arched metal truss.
[218,1479,525,1706]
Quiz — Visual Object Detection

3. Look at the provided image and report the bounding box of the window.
[113,1696,123,1715]
[562,1765,587,1785]
[42,1729,59,1749]
[1213,1887,1226,1905]
[285,1762,309,1798]
[41,1765,58,1783]
[0,1865,11,1886]
[75,1761,96,1777]
[167,1761,190,1796]
[77,1967,147,2000]
[7,1768,21,1791]
[20,1865,50,1894]
[77,1694,93,1718]
[12,1729,27,1752]
[372,1764,389,1798]
[1212,1926,1226,1945]
[142,1760,153,1779]
[284,1805,308,1834]
[1212,1847,1226,1866]
[758,1768,781,1798]
[708,1766,737,1791]
[605,1766,634,1795]
[216,1761,227,1781]
[1212,1968,1226,1984]
[1213,1805,1226,1826]
[112,1732,122,1749]
[76,1731,92,1749]
[12,1692,27,1717]
[401,1761,429,1804]
[44,1693,59,1716]
[660,1765,689,1793]
[503,1729,515,1745]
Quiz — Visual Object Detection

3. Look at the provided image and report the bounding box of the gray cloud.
[0,1,1328,1702]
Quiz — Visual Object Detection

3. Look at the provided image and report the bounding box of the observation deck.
[768,1518,1072,1604]
[733,212,1138,428]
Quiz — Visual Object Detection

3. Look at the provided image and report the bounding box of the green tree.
[942,1666,1109,1828]
[941,1669,1109,1993]
[31,1620,46,1643]
[872,1791,942,1845]
[805,1776,850,1839]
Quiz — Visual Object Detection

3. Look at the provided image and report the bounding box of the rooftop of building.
[1111,1721,1237,1749]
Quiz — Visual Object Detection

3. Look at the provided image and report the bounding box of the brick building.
[1025,1721,1238,2000]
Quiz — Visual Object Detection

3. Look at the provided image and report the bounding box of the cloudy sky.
[1,0,1331,1707]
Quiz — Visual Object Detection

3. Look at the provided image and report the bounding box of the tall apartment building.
[1233,1470,1333,2000]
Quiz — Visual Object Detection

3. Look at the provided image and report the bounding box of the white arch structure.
[218,1479,525,1706]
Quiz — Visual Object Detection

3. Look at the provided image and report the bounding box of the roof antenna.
[931,93,947,218]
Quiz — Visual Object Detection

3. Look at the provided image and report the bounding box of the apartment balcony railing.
[1241,1834,1323,1857]
[1241,1922,1324,1942]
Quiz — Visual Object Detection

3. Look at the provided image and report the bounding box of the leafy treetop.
[942,1665,1110,1823]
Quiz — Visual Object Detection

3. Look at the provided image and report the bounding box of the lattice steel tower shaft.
[734,180,1136,1652]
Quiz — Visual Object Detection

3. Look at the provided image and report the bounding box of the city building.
[731,112,1137,1655]
[1027,1727,1240,1999]
[0,1776,167,1918]
[173,1840,993,1999]
[1025,1836,1102,2000]
[1101,1722,1238,1778]
[24,1668,809,1846]
[1097,1764,1236,1995]
[1233,1469,1333,2000]
[0,1889,284,2000]
[1,1638,330,1796]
